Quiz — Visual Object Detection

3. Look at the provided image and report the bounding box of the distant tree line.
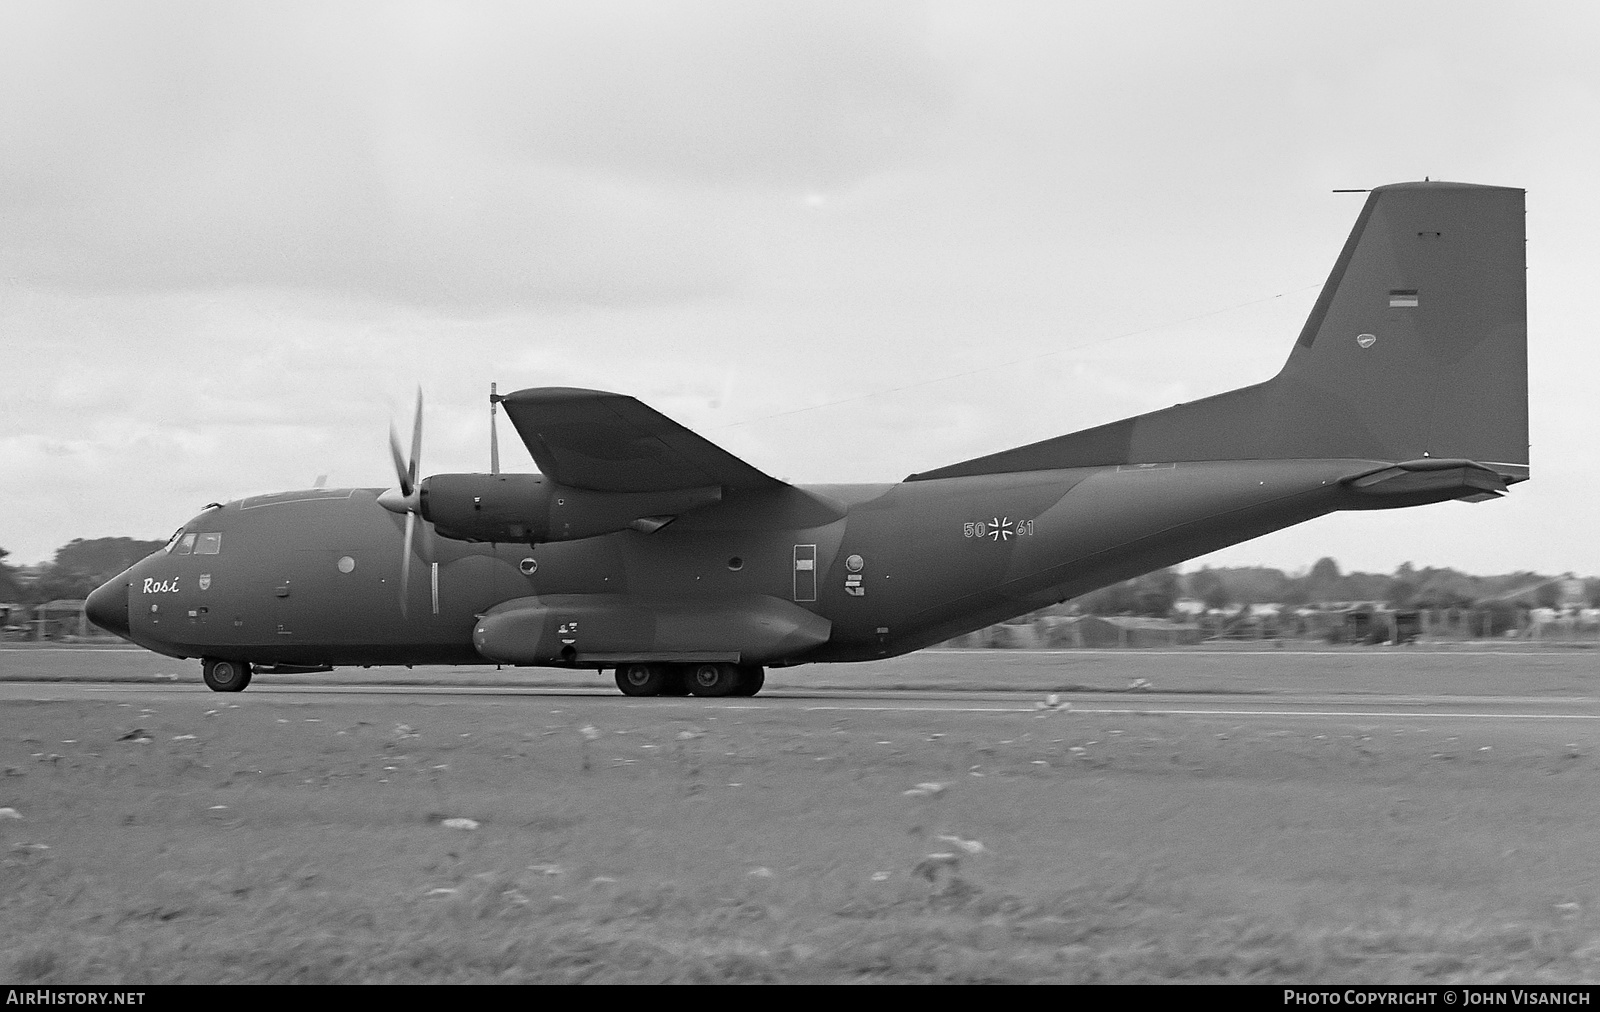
[1072,568,1183,616]
[0,538,168,613]
[1071,557,1600,618]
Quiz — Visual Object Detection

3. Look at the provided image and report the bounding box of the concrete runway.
[7,678,1600,723]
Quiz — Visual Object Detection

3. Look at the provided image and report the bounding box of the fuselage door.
[793,544,817,602]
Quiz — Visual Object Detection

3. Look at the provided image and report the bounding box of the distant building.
[1559,576,1588,609]
[32,599,88,640]
[1045,615,1203,648]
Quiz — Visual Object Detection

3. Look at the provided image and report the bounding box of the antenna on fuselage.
[489,382,502,475]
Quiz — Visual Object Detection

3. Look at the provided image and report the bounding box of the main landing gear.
[202,657,252,692]
[614,662,764,698]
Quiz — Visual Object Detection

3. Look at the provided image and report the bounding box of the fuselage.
[90,456,1403,670]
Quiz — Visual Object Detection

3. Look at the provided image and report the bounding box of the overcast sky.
[2,0,1595,576]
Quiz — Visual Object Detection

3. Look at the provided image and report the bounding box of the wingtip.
[500,386,623,404]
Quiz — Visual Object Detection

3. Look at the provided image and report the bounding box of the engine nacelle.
[418,473,721,544]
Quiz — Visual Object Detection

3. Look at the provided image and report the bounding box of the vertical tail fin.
[1272,181,1527,474]
[909,181,1528,482]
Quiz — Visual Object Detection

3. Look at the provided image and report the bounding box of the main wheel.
[658,667,691,696]
[202,657,252,693]
[685,662,740,697]
[731,665,765,697]
[615,663,666,697]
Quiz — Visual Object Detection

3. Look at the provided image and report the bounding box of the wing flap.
[501,387,781,493]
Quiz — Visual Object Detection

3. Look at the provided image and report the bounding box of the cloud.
[425,2,953,185]
[2,1,1596,578]
[0,1,954,308]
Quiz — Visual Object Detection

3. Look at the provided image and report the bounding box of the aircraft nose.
[85,578,130,640]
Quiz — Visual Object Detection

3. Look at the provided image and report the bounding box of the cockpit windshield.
[168,510,226,557]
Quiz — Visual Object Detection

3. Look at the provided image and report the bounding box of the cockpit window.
[194,533,222,555]
[164,528,185,553]
[174,533,197,556]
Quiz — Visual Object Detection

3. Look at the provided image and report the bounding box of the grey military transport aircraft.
[86,180,1528,697]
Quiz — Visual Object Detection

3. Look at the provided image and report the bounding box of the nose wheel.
[202,657,252,692]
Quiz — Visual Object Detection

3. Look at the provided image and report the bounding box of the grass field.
[3,646,1599,983]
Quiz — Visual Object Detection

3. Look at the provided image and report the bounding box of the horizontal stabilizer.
[1342,458,1508,503]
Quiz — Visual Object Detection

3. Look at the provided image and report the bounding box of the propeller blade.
[388,386,432,614]
[388,424,412,498]
[400,511,415,617]
[408,388,423,490]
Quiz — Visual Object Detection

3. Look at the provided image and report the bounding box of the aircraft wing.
[500,387,783,493]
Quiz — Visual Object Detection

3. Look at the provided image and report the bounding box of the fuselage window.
[194,533,223,555]
[175,533,197,555]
